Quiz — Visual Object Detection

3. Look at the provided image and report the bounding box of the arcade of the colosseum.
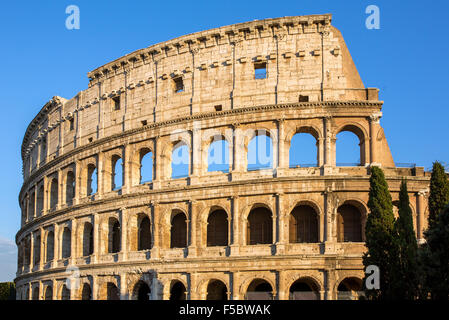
[15,14,430,300]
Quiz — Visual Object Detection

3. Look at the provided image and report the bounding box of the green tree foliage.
[420,204,449,299]
[428,162,449,228]
[391,179,419,299]
[363,166,396,300]
[0,282,15,300]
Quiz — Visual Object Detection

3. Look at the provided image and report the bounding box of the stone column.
[120,207,128,261]
[317,138,325,166]
[230,196,240,255]
[29,232,34,271]
[277,270,287,300]
[150,201,161,258]
[187,200,197,257]
[369,113,382,165]
[97,152,105,199]
[53,224,59,263]
[123,144,132,194]
[70,219,77,264]
[276,193,288,254]
[39,228,44,270]
[231,124,245,177]
[92,276,99,300]
[417,190,428,242]
[153,136,163,189]
[57,169,63,209]
[190,125,202,183]
[119,273,127,300]
[42,176,48,214]
[93,215,100,263]
[323,189,338,253]
[74,160,82,205]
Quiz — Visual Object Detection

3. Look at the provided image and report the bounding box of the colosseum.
[15,14,430,300]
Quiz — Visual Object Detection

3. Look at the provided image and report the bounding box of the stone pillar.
[318,138,325,166]
[29,232,34,270]
[191,126,202,182]
[57,169,63,209]
[325,268,337,300]
[74,160,81,205]
[230,196,240,255]
[119,273,127,300]
[70,219,77,264]
[97,152,105,199]
[277,119,288,171]
[42,176,48,214]
[123,144,132,194]
[232,124,245,176]
[369,113,382,165]
[277,270,287,300]
[92,276,99,300]
[187,200,197,257]
[323,189,338,253]
[417,190,428,242]
[120,207,128,261]
[153,136,163,188]
[93,215,99,263]
[53,224,59,263]
[277,193,288,254]
[150,201,161,258]
[39,228,44,270]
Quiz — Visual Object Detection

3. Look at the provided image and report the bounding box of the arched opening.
[139,148,153,183]
[87,164,97,196]
[336,126,364,166]
[289,132,318,168]
[44,286,53,300]
[37,185,44,216]
[61,285,70,300]
[289,205,319,243]
[337,204,363,242]
[246,279,273,300]
[28,191,35,219]
[32,287,39,300]
[337,277,363,300]
[289,278,320,300]
[33,235,40,266]
[82,222,94,256]
[247,207,273,245]
[170,211,187,248]
[138,216,152,251]
[24,237,31,266]
[169,281,186,300]
[112,155,123,190]
[108,218,121,254]
[49,178,58,210]
[247,131,273,171]
[62,227,71,259]
[206,280,227,300]
[66,171,75,206]
[106,283,120,300]
[46,231,54,262]
[207,209,228,247]
[81,283,92,300]
[171,142,189,179]
[134,281,151,301]
[207,138,230,172]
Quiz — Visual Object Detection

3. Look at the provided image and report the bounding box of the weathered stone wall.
[16,14,430,300]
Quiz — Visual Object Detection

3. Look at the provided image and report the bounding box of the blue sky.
[0,0,448,282]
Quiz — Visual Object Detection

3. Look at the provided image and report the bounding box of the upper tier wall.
[21,14,377,180]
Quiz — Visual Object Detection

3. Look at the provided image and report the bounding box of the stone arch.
[61,227,71,259]
[289,204,319,243]
[170,209,188,248]
[60,284,70,300]
[104,282,120,300]
[85,162,98,196]
[108,216,121,253]
[287,125,321,168]
[195,275,229,300]
[288,276,321,300]
[79,281,92,300]
[245,203,273,245]
[49,177,58,210]
[336,276,363,300]
[81,221,94,256]
[46,230,54,262]
[244,278,275,300]
[160,133,191,179]
[206,279,228,300]
[132,280,151,301]
[207,135,231,173]
[44,285,53,300]
[169,279,187,300]
[285,124,322,143]
[335,122,368,166]
[336,199,367,242]
[65,170,75,206]
[110,153,124,191]
[138,214,152,251]
[137,147,154,184]
[33,233,41,266]
[206,207,229,247]
[245,128,276,171]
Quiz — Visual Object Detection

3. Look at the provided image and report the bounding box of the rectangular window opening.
[141,120,147,126]
[112,96,120,111]
[174,77,184,93]
[214,105,222,112]
[69,118,74,131]
[254,62,267,79]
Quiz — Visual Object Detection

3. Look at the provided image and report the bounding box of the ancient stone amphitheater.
[15,14,430,300]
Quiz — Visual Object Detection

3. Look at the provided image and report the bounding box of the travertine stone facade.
[16,14,430,300]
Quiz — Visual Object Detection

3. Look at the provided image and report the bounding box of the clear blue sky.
[0,0,448,282]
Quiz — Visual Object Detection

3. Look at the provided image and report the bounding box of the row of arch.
[18,203,363,269]
[22,124,366,223]
[22,276,363,300]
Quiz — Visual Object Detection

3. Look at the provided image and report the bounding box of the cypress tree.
[391,179,419,299]
[420,204,449,299]
[427,162,449,228]
[363,166,396,300]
